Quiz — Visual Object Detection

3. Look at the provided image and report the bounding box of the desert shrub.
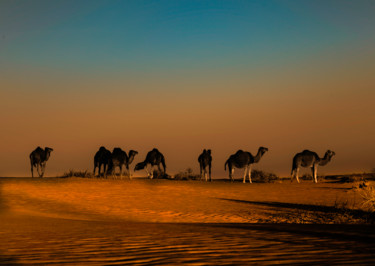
[151,169,172,179]
[174,168,200,181]
[251,170,280,183]
[60,169,92,178]
[340,174,365,183]
[299,174,325,182]
[358,185,375,212]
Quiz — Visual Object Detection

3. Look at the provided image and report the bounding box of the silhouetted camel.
[198,149,212,182]
[291,150,335,183]
[30,146,53,178]
[93,146,112,178]
[134,148,166,179]
[224,147,268,183]
[109,148,138,179]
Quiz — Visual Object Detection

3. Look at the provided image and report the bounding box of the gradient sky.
[1,0,374,177]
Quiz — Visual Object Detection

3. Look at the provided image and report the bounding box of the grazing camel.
[198,149,212,182]
[93,146,112,177]
[134,148,166,179]
[110,148,138,179]
[291,150,335,183]
[224,147,268,183]
[30,146,53,178]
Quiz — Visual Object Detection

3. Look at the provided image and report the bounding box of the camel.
[109,148,138,179]
[30,147,53,178]
[224,147,268,183]
[93,146,112,177]
[134,148,166,179]
[198,149,212,182]
[291,150,335,183]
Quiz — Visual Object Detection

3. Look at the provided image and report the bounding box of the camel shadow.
[217,198,375,222]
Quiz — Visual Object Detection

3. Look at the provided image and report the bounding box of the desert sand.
[1,177,374,264]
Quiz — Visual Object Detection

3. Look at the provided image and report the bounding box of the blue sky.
[2,0,374,74]
[0,0,374,177]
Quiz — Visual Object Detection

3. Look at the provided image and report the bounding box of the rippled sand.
[1,177,374,264]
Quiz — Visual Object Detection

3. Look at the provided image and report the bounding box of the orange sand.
[0,177,374,264]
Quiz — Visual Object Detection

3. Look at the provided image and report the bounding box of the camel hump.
[99,146,107,151]
[235,149,243,154]
[113,147,122,153]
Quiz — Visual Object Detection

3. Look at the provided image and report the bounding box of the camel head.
[134,162,146,171]
[45,147,53,153]
[258,146,268,156]
[319,150,336,166]
[128,150,138,164]
[129,150,138,157]
[44,147,53,160]
[325,150,335,159]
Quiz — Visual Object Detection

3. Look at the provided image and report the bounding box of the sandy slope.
[0,177,374,264]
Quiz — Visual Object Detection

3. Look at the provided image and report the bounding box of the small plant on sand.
[60,169,92,178]
[300,173,324,182]
[151,169,171,179]
[251,170,280,183]
[340,174,366,183]
[174,168,200,181]
[358,185,375,212]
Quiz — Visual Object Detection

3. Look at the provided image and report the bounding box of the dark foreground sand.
[1,177,374,264]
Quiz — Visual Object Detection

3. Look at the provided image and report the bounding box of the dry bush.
[173,168,200,181]
[60,169,92,178]
[358,185,375,212]
[251,170,280,183]
[340,174,366,183]
[300,174,325,182]
[151,169,172,179]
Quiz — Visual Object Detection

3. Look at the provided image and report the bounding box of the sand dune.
[1,177,374,264]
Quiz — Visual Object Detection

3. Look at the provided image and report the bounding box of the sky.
[0,0,374,178]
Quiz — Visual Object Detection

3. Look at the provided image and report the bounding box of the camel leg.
[126,165,132,179]
[41,163,45,178]
[243,166,247,183]
[295,168,300,183]
[230,167,234,182]
[36,164,41,177]
[312,165,318,183]
[158,165,162,178]
[200,165,203,181]
[248,165,252,183]
[104,164,107,178]
[119,165,123,179]
[146,165,153,179]
[31,164,34,178]
[204,168,208,182]
[209,164,212,182]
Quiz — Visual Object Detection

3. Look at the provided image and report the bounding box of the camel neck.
[318,154,331,166]
[253,150,263,163]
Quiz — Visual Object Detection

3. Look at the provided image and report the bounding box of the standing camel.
[110,148,138,179]
[291,150,335,183]
[224,147,268,183]
[30,147,53,178]
[198,149,212,182]
[134,148,166,179]
[93,146,112,177]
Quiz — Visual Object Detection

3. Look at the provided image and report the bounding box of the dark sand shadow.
[218,198,375,223]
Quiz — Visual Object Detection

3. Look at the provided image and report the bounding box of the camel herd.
[29,146,336,183]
